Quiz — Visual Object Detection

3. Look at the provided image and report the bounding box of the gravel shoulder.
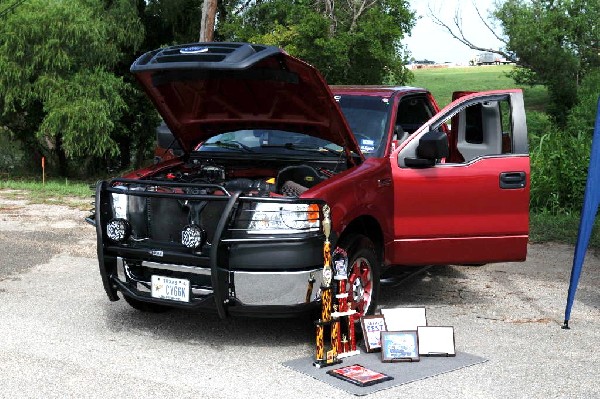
[0,191,598,398]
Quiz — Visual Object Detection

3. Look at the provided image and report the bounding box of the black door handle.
[500,171,526,189]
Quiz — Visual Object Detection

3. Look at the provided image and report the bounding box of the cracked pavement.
[0,190,598,398]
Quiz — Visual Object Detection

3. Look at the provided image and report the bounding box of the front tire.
[340,234,380,318]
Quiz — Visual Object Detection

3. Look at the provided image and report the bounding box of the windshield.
[194,130,344,156]
[336,95,392,158]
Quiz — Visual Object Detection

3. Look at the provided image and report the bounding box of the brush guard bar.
[93,178,327,318]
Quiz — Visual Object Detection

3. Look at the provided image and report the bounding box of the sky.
[403,0,506,64]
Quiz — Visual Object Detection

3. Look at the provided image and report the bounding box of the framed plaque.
[418,326,456,356]
[381,331,420,362]
[360,315,387,352]
[327,364,393,387]
[381,307,426,331]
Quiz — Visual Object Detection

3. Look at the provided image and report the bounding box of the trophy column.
[313,205,342,368]
[331,248,360,359]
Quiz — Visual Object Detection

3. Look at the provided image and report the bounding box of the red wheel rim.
[347,256,372,316]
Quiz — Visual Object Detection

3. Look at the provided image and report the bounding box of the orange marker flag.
[42,156,45,185]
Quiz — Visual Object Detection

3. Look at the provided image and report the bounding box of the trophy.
[314,205,342,368]
[331,247,360,358]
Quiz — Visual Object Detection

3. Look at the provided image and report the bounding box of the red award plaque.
[327,364,393,387]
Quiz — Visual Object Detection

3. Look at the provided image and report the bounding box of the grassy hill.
[411,65,548,112]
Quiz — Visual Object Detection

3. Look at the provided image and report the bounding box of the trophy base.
[338,350,361,359]
[313,358,343,369]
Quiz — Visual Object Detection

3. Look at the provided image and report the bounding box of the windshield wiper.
[203,140,254,153]
[261,143,343,156]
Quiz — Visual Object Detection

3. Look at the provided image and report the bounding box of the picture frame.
[417,326,456,357]
[360,315,387,352]
[381,307,427,331]
[381,331,420,362]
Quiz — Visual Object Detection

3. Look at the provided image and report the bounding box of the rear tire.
[339,234,380,318]
[123,294,171,313]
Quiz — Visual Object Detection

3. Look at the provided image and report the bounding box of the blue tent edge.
[563,96,600,329]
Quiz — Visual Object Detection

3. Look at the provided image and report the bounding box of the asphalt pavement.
[0,195,598,398]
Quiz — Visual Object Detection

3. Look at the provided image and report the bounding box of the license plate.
[151,275,190,302]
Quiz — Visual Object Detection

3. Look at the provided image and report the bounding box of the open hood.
[131,42,361,156]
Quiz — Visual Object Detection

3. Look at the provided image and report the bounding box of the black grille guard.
[94,178,326,318]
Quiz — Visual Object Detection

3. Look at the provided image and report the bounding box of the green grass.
[0,178,92,209]
[411,65,548,112]
[530,212,600,251]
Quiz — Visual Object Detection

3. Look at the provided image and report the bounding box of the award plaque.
[381,307,427,331]
[360,315,387,352]
[381,331,420,362]
[327,364,393,387]
[417,326,456,356]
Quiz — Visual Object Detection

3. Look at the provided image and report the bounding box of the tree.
[529,69,600,212]
[494,0,600,125]
[430,0,600,125]
[217,0,416,85]
[428,2,515,62]
[140,0,416,84]
[0,0,145,175]
[143,0,202,47]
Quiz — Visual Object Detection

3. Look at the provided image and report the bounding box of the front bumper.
[108,257,324,316]
[94,179,329,318]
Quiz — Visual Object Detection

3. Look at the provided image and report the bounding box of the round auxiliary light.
[106,218,131,243]
[182,224,206,249]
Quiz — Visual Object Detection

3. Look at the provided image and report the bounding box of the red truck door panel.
[390,90,529,265]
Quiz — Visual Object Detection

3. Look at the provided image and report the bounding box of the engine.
[152,162,334,198]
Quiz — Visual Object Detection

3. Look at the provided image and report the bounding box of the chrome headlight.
[111,186,128,219]
[248,203,320,234]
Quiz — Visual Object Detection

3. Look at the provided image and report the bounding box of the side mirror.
[394,124,404,138]
[405,129,449,168]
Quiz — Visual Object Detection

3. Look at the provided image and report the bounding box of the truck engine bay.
[145,157,344,198]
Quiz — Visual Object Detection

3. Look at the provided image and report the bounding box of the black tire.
[339,234,380,318]
[123,294,171,313]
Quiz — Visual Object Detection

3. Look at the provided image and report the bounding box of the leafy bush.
[526,110,553,147]
[0,130,26,175]
[566,70,600,138]
[530,128,591,213]
[529,71,600,213]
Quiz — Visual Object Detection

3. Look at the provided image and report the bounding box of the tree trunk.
[324,0,336,35]
[199,0,217,42]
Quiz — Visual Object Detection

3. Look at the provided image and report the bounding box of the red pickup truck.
[90,43,529,319]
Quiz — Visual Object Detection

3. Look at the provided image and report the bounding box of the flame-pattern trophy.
[331,247,360,358]
[314,205,342,368]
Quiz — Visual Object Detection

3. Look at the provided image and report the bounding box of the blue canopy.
[563,96,600,329]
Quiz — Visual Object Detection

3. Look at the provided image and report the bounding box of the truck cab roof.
[330,85,430,98]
